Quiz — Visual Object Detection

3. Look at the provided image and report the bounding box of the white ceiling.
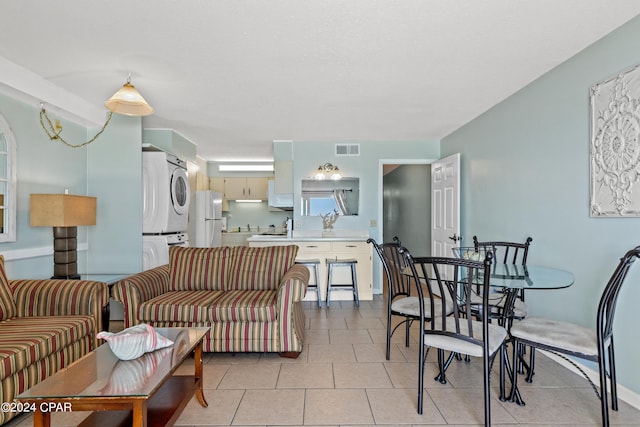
[1,1,639,161]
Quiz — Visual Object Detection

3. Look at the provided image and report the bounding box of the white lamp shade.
[105,83,154,116]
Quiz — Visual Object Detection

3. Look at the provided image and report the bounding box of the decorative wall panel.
[590,64,640,217]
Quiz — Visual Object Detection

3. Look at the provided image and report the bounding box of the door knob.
[449,233,462,242]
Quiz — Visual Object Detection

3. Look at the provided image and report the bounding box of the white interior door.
[431,153,461,258]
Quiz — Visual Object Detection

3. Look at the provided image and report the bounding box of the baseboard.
[540,350,640,410]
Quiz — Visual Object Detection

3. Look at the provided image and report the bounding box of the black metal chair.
[509,245,640,427]
[402,249,507,425]
[367,237,427,360]
[471,236,533,374]
[472,236,532,317]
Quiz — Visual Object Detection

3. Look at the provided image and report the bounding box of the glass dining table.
[403,260,575,403]
[485,263,574,291]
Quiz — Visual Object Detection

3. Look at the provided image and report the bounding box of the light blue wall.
[0,93,90,278]
[0,93,143,279]
[142,129,197,162]
[292,141,439,236]
[442,16,640,394]
[291,140,440,293]
[87,114,143,274]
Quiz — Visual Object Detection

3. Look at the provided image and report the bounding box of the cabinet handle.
[306,245,318,248]
[346,245,357,248]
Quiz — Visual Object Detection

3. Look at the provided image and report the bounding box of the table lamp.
[30,194,97,279]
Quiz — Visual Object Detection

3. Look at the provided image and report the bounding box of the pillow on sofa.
[228,245,298,291]
[168,246,230,291]
[0,255,17,321]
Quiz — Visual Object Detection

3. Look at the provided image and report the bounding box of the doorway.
[376,159,432,294]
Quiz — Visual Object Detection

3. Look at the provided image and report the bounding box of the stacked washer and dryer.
[142,151,191,270]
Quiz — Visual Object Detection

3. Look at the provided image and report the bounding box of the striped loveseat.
[112,245,309,358]
[0,255,109,425]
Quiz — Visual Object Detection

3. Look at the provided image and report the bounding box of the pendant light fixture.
[39,74,153,148]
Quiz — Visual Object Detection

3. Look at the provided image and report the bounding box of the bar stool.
[326,258,359,307]
[295,259,322,307]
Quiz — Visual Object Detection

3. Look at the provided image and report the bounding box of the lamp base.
[52,226,80,280]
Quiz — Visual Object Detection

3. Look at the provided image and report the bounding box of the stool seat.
[326,258,358,265]
[326,258,359,307]
[296,259,322,307]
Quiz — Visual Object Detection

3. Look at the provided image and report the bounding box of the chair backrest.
[367,238,412,301]
[598,246,640,344]
[402,250,494,343]
[473,236,532,265]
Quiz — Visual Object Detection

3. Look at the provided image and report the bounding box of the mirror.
[301,178,359,216]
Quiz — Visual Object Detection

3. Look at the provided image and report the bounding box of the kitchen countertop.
[246,231,370,242]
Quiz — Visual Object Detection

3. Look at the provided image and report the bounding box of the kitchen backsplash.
[223,201,291,233]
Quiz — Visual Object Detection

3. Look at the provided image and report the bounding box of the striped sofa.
[112,245,309,358]
[0,255,109,425]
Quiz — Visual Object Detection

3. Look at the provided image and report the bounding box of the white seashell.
[97,323,173,360]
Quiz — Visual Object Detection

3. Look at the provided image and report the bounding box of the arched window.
[0,114,16,242]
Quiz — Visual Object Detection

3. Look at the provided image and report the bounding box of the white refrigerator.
[194,190,223,247]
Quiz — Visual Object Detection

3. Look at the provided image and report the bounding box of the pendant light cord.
[39,107,113,148]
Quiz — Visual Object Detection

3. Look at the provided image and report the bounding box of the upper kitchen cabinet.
[221,177,269,200]
[207,177,229,211]
[209,177,224,193]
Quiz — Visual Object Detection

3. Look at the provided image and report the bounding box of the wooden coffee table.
[16,327,210,427]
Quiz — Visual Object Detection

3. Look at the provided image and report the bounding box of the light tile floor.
[6,295,640,426]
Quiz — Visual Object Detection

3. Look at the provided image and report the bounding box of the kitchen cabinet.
[221,232,251,247]
[222,177,268,200]
[209,177,224,193]
[248,238,372,303]
[195,171,209,191]
[208,177,229,211]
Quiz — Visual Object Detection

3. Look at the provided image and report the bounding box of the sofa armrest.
[111,265,170,328]
[10,279,108,326]
[277,264,310,304]
[275,264,309,354]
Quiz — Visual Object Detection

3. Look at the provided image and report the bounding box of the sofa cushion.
[208,321,280,353]
[169,246,231,291]
[210,290,277,322]
[0,315,95,381]
[138,290,224,323]
[227,245,298,291]
[0,255,17,321]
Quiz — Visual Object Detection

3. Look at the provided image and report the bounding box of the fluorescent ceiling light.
[235,199,263,203]
[219,164,274,172]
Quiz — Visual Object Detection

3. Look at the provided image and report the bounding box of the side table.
[78,274,130,331]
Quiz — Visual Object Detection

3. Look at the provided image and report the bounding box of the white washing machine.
[142,152,191,234]
[142,233,189,271]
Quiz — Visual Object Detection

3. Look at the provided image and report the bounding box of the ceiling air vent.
[335,144,360,156]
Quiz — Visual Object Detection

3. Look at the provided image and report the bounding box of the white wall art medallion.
[590,64,640,217]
